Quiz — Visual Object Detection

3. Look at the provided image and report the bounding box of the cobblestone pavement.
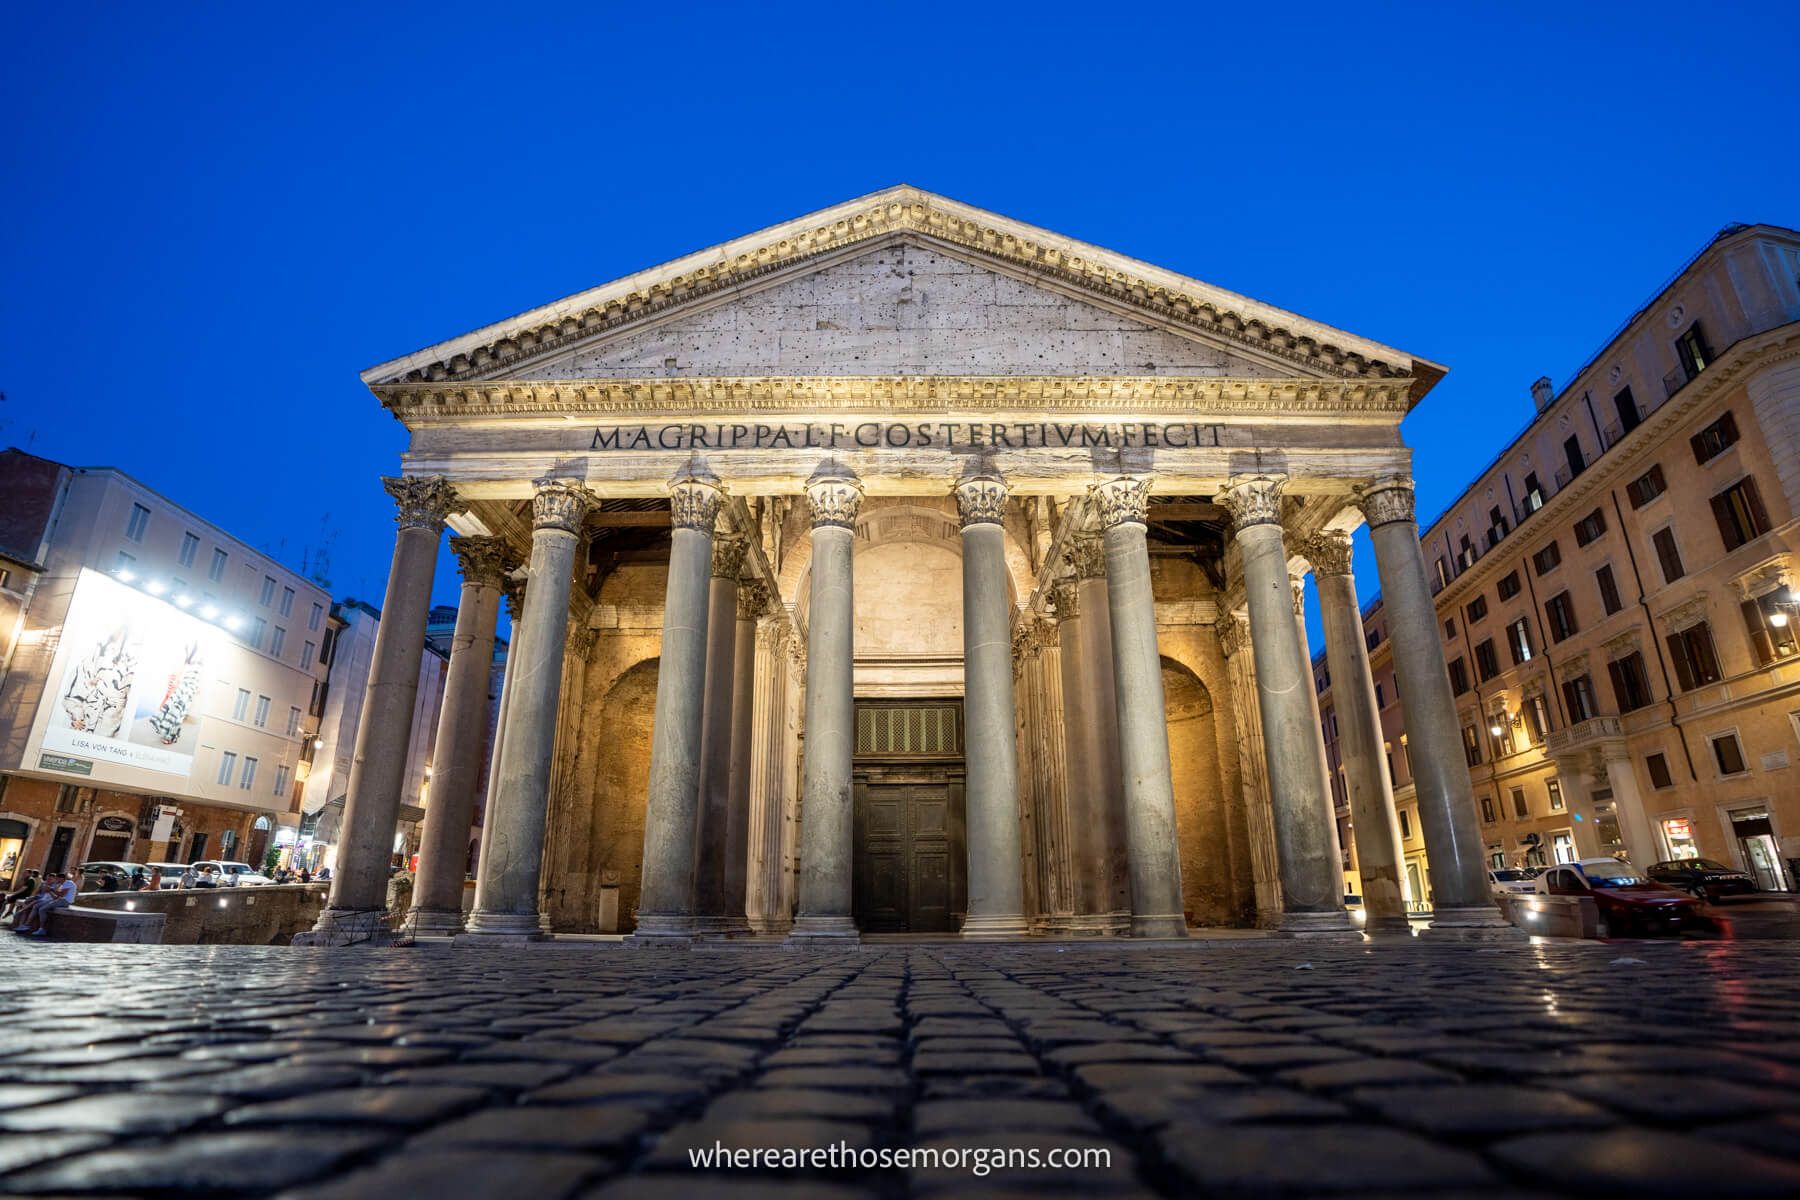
[4,938,1800,1198]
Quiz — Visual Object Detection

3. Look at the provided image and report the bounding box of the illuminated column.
[1304,530,1410,935]
[1091,477,1186,938]
[692,533,746,935]
[462,479,593,940]
[631,466,726,941]
[955,472,1029,938]
[786,467,863,944]
[1356,474,1516,936]
[1221,475,1356,937]
[409,536,515,936]
[309,475,457,940]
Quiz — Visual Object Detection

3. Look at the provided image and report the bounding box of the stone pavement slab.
[1,938,1800,1197]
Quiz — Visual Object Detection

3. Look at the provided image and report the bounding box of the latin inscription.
[590,421,1227,452]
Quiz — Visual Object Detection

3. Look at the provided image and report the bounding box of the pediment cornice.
[364,187,1438,396]
[375,374,1416,425]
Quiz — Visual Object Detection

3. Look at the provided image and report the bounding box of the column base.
[459,909,548,942]
[1129,913,1189,939]
[406,906,465,938]
[692,915,756,939]
[1061,913,1120,937]
[1277,909,1363,939]
[1361,910,1417,937]
[784,915,860,947]
[961,913,1031,940]
[1422,905,1527,940]
[292,906,398,946]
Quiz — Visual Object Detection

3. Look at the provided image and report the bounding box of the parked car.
[147,862,190,889]
[1488,868,1541,899]
[1646,858,1757,900]
[1536,857,1703,937]
[75,861,142,893]
[195,860,273,887]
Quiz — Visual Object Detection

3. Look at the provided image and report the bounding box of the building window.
[116,550,136,572]
[1613,386,1641,436]
[1443,617,1456,640]
[1475,639,1500,682]
[1547,779,1565,812]
[1533,542,1562,576]
[1384,744,1395,785]
[1574,509,1608,547]
[1435,557,1451,588]
[1479,795,1496,823]
[309,602,324,632]
[124,502,151,542]
[259,576,276,607]
[287,706,301,737]
[1742,590,1800,665]
[253,695,271,728]
[1595,564,1623,616]
[1563,674,1599,724]
[1512,787,1529,819]
[178,532,200,568]
[1545,591,1579,643]
[1650,527,1685,584]
[273,765,290,796]
[1710,732,1748,777]
[1498,571,1521,600]
[250,617,266,648]
[1399,810,1412,839]
[1627,464,1667,509]
[302,639,316,665]
[1667,622,1723,691]
[240,757,258,790]
[1525,692,1553,742]
[1690,411,1739,464]
[1463,723,1483,767]
[217,750,238,786]
[271,627,287,658]
[1711,478,1771,552]
[1448,657,1470,695]
[277,586,294,617]
[1646,753,1673,789]
[209,548,228,581]
[1466,595,1489,624]
[1608,652,1653,713]
[1366,629,1383,651]
[1374,682,1386,709]
[1675,322,1713,381]
[1507,617,1534,665]
[233,688,250,721]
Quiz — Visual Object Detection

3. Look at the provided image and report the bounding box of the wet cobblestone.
[1,938,1799,1197]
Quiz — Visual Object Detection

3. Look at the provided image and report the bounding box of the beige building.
[304,186,1523,944]
[0,450,332,884]
[1319,222,1800,899]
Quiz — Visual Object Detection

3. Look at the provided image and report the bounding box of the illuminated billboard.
[36,569,223,778]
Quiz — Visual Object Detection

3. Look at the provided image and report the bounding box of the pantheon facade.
[309,187,1509,944]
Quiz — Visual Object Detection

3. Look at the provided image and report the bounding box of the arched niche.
[1163,654,1237,925]
[586,656,659,930]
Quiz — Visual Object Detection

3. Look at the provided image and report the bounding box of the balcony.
[1545,715,1624,757]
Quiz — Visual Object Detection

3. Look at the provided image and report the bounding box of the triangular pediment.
[364,186,1442,399]
[510,241,1291,380]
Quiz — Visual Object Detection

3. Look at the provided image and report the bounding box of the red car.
[1537,857,1704,937]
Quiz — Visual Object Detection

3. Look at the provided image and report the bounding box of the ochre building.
[311,187,1508,943]
[1318,222,1800,896]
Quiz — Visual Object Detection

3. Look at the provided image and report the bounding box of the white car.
[1488,867,1541,898]
[195,860,273,886]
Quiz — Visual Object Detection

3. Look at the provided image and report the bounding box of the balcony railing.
[1544,715,1624,756]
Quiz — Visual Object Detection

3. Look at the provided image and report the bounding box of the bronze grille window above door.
[855,701,963,757]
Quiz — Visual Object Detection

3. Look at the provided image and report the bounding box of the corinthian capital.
[1219,475,1285,537]
[804,468,863,530]
[711,534,749,579]
[449,536,518,588]
[1353,474,1416,529]
[1216,611,1247,659]
[1050,576,1079,621]
[384,476,460,532]
[1090,476,1150,530]
[502,577,526,623]
[669,465,725,531]
[1298,530,1354,578]
[952,472,1008,528]
[1066,534,1106,580]
[531,479,596,533]
[737,580,769,621]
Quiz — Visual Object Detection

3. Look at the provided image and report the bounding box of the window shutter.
[1712,492,1743,551]
[1607,660,1629,710]
[1742,598,1775,666]
[1667,633,1696,691]
[1744,477,1771,535]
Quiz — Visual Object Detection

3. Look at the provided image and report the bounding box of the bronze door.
[854,783,954,933]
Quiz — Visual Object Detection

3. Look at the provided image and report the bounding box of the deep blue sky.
[4,2,1796,646]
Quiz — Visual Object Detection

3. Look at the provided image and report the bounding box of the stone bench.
[45,905,167,944]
